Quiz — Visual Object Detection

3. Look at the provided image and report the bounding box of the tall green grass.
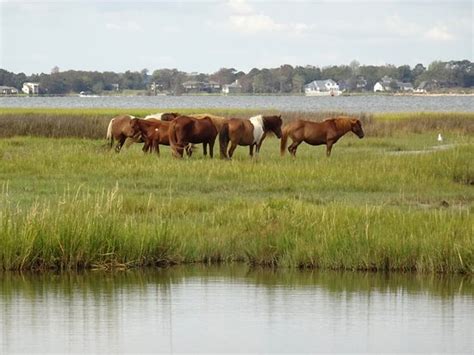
[0,131,472,272]
[0,187,471,272]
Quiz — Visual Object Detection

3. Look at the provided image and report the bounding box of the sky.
[0,0,472,75]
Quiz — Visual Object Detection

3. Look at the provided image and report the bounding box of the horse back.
[227,118,254,146]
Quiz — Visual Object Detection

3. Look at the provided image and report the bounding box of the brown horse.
[280,116,364,157]
[169,116,218,158]
[219,115,283,159]
[130,118,171,154]
[106,114,141,152]
[189,113,229,132]
[144,112,180,122]
[130,118,193,156]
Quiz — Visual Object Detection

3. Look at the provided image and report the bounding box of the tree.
[210,68,237,85]
[349,60,360,76]
[397,65,412,82]
[292,74,305,93]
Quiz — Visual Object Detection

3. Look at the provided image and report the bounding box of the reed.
[0,109,473,139]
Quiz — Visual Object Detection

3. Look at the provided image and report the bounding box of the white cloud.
[105,21,142,32]
[424,25,454,41]
[227,0,253,14]
[385,15,455,42]
[385,15,419,36]
[229,14,284,33]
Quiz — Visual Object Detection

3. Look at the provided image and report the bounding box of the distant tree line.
[1,60,472,95]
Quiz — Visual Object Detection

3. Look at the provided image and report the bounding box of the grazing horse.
[219,115,283,159]
[106,114,140,152]
[189,113,229,132]
[169,116,218,158]
[144,112,180,122]
[130,118,171,154]
[130,118,193,156]
[280,116,365,157]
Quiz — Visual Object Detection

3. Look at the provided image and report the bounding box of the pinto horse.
[106,114,141,152]
[280,116,364,157]
[169,116,218,158]
[219,115,282,159]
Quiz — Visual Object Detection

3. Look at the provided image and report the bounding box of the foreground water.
[1,94,473,112]
[1,266,472,353]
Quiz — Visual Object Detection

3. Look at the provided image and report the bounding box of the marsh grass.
[0,127,473,272]
[0,109,473,139]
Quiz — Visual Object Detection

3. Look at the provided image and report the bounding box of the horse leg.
[288,140,301,156]
[155,143,160,156]
[208,139,215,159]
[142,140,149,153]
[203,143,208,156]
[228,141,238,159]
[326,142,334,157]
[185,144,193,157]
[249,145,254,157]
[116,136,126,153]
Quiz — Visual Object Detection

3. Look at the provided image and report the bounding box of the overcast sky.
[1,0,472,74]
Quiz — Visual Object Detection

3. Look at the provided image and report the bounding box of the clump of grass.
[0,187,472,273]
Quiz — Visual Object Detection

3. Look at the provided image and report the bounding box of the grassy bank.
[0,109,473,272]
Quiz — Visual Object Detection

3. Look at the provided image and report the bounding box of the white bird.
[437,133,443,143]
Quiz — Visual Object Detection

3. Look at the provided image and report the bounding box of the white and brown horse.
[219,114,283,159]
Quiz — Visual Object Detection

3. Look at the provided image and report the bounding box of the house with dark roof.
[304,79,340,96]
[373,76,414,92]
[182,80,221,93]
[0,86,19,95]
[222,80,242,94]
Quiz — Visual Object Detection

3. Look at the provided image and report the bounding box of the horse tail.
[280,125,289,156]
[106,118,114,147]
[219,122,230,159]
[168,121,180,157]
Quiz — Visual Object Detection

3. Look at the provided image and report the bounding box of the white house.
[22,82,40,95]
[373,82,388,92]
[373,76,413,92]
[222,80,242,94]
[304,79,340,96]
[0,86,19,95]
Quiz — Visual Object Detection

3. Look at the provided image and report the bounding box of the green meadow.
[0,109,472,273]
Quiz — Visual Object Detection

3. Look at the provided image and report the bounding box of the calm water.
[0,95,473,112]
[1,266,472,353]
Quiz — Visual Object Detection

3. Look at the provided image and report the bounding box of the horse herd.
[106,112,365,159]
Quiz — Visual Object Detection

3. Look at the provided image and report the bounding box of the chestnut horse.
[189,113,228,132]
[106,114,140,152]
[130,118,193,156]
[130,118,171,154]
[280,116,364,157]
[219,115,283,159]
[144,112,180,122]
[169,116,218,158]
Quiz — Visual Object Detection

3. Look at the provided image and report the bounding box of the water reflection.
[1,266,473,353]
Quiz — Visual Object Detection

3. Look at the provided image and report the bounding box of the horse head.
[350,118,364,138]
[128,118,143,138]
[263,115,283,138]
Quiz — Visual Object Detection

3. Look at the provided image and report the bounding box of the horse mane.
[326,117,353,132]
[262,115,282,131]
